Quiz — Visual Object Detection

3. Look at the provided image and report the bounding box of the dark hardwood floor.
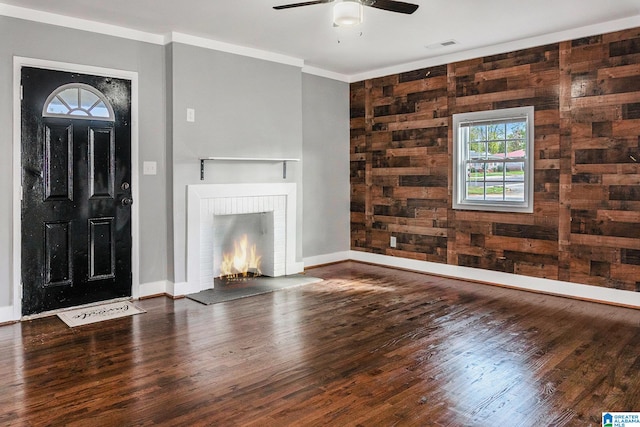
[1,261,638,426]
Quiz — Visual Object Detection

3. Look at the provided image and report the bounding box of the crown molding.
[0,2,164,44]
[166,32,304,68]
[348,14,640,82]
[302,65,350,83]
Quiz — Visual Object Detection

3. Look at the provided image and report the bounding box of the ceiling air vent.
[425,40,459,50]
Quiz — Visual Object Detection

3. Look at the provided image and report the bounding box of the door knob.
[121,197,133,206]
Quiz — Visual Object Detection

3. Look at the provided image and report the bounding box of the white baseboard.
[138,280,169,298]
[0,305,19,324]
[348,250,640,309]
[288,261,305,275]
[304,251,351,268]
[168,281,202,297]
[298,249,639,309]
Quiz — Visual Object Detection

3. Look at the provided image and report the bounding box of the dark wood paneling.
[566,30,640,291]
[350,65,450,263]
[351,26,640,292]
[449,43,561,276]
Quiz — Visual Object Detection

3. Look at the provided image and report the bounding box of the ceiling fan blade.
[365,0,419,14]
[273,0,334,10]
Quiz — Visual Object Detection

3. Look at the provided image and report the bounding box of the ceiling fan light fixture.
[333,0,363,26]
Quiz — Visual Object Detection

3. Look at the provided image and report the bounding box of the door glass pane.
[57,88,79,109]
[46,97,70,115]
[43,84,114,121]
[80,90,100,110]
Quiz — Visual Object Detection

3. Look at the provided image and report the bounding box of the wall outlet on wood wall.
[390,236,397,248]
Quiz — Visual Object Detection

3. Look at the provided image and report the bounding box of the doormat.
[57,301,145,327]
[186,274,323,305]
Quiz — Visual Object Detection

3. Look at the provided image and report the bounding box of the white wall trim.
[302,250,640,309]
[0,306,17,324]
[302,66,350,83]
[168,281,200,298]
[291,261,306,274]
[0,3,164,45]
[304,251,351,268]
[12,56,140,320]
[348,14,640,82]
[139,280,169,298]
[168,32,305,69]
[348,251,640,309]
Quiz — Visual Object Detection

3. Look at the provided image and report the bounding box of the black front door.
[21,67,132,316]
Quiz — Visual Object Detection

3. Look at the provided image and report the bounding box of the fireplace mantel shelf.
[199,157,300,180]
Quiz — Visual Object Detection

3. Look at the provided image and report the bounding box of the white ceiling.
[3,0,640,80]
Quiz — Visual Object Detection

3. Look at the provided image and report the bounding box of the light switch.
[187,108,195,122]
[143,161,157,175]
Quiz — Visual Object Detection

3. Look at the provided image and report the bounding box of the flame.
[219,234,262,279]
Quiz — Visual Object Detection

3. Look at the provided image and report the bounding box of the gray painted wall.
[169,43,304,285]
[0,16,352,308]
[0,16,168,307]
[302,74,350,258]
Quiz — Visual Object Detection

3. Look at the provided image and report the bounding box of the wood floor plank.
[0,261,638,426]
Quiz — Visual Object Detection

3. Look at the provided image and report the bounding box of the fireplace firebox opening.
[213,212,275,284]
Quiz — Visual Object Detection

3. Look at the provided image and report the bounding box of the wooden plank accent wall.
[565,28,640,292]
[350,26,640,292]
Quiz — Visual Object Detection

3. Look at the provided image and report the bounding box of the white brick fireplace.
[186,183,299,293]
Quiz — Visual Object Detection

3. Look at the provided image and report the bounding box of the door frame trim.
[12,56,140,320]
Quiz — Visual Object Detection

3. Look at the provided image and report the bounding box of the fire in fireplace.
[213,211,275,283]
[219,234,262,280]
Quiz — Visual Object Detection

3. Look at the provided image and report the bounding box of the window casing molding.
[452,106,534,213]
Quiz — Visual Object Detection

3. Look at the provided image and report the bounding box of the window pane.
[506,142,526,157]
[469,125,486,142]
[80,90,100,111]
[488,141,505,156]
[489,123,506,140]
[469,142,485,159]
[89,102,111,118]
[57,88,80,109]
[507,121,526,139]
[46,97,70,115]
[505,182,525,202]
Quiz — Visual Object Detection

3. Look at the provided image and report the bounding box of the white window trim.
[452,106,534,213]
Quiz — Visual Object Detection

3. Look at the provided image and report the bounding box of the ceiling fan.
[273,0,419,26]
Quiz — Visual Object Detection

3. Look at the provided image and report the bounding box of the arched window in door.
[42,83,115,121]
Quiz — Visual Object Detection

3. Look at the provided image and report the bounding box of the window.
[453,106,534,213]
[43,83,114,121]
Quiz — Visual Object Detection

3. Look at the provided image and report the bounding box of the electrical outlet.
[390,236,397,248]
[186,108,195,122]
